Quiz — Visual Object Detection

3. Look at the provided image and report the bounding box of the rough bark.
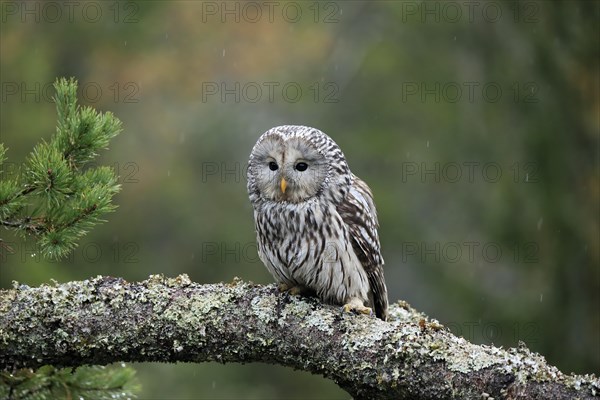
[0,275,598,399]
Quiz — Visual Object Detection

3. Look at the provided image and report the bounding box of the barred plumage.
[247,125,388,320]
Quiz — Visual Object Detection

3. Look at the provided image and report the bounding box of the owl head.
[247,125,351,205]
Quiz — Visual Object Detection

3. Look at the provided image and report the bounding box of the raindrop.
[222,48,226,57]
[167,170,171,177]
[426,140,430,148]
[536,218,543,231]
[539,293,543,302]
[124,41,127,46]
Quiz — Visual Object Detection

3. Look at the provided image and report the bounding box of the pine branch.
[0,276,598,399]
[0,217,45,235]
[0,364,139,399]
[0,78,122,259]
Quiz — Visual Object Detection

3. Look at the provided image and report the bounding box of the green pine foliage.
[0,365,140,400]
[0,78,122,259]
[0,79,138,398]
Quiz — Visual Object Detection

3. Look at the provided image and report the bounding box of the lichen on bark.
[1,275,598,399]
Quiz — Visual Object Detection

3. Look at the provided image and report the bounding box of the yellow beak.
[280,177,287,194]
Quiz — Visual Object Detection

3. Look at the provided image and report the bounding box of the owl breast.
[254,198,370,305]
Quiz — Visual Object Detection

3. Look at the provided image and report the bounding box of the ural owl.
[247,125,388,321]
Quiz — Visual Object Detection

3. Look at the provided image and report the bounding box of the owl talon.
[278,283,290,292]
[278,283,304,296]
[342,299,372,317]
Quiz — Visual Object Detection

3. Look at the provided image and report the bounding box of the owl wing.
[336,174,389,321]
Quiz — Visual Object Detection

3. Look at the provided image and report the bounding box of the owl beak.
[280,177,288,194]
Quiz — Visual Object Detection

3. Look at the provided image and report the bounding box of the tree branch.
[0,275,597,399]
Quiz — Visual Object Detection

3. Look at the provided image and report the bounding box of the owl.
[247,125,388,321]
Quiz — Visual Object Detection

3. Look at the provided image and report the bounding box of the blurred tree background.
[1,1,598,398]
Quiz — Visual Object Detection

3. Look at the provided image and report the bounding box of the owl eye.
[295,162,308,172]
[268,161,279,171]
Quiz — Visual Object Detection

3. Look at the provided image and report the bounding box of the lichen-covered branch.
[0,275,598,399]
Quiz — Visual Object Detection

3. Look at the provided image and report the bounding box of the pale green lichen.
[303,309,336,334]
[444,339,501,374]
[168,274,192,287]
[245,332,274,347]
[278,299,313,323]
[250,294,278,324]
[420,321,600,395]
[343,319,397,353]
[2,276,599,398]
[187,289,233,316]
[158,277,235,343]
[173,340,183,353]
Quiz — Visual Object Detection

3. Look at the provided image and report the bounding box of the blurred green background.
[1,1,598,398]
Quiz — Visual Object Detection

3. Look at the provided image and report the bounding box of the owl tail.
[368,266,389,321]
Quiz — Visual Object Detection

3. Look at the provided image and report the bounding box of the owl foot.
[278,283,305,296]
[342,298,373,317]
